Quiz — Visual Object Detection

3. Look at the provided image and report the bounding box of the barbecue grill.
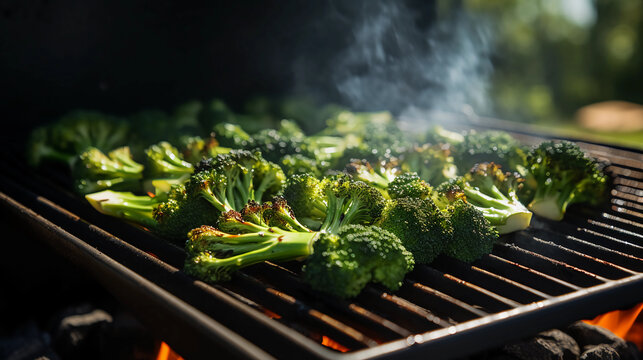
[1,115,641,360]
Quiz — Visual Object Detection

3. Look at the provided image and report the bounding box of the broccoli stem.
[464,187,532,234]
[254,173,276,203]
[85,190,158,229]
[319,194,345,234]
[185,229,319,282]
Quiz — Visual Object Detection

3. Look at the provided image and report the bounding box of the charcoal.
[48,303,112,360]
[501,329,579,360]
[565,322,635,360]
[580,344,620,360]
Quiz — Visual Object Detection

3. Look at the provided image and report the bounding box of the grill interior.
[0,122,641,360]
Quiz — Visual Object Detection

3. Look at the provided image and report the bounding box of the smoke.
[293,1,495,128]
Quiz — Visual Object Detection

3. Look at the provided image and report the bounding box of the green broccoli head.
[246,128,314,163]
[387,172,432,200]
[399,144,459,185]
[453,130,528,173]
[282,173,328,229]
[525,140,609,221]
[378,197,452,264]
[302,224,414,298]
[72,146,143,195]
[252,158,286,203]
[344,159,401,191]
[443,199,498,263]
[143,141,194,179]
[320,175,386,234]
[152,183,223,241]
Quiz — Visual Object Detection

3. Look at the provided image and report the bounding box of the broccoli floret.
[452,130,528,173]
[344,159,401,192]
[302,224,414,298]
[284,174,386,234]
[399,144,459,185]
[27,110,130,167]
[72,146,143,195]
[387,172,432,200]
[318,175,386,234]
[377,197,452,264]
[246,128,314,163]
[524,140,609,221]
[464,162,532,234]
[443,199,498,263]
[144,141,194,178]
[176,135,231,165]
[252,158,286,203]
[432,171,531,235]
[85,190,159,229]
[150,150,285,240]
[184,202,319,282]
[282,173,328,229]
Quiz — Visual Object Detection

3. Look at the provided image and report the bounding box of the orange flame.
[156,341,184,360]
[321,336,350,353]
[583,302,643,350]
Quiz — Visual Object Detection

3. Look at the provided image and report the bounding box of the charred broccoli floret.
[377,197,452,264]
[302,224,414,298]
[184,203,319,283]
[524,140,609,221]
[344,159,401,193]
[149,150,285,240]
[72,146,143,195]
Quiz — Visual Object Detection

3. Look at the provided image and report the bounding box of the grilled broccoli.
[302,224,414,298]
[176,135,231,164]
[377,197,452,264]
[27,110,130,167]
[184,199,414,298]
[463,162,532,234]
[151,150,285,240]
[431,181,499,262]
[184,201,319,282]
[344,159,401,193]
[523,140,609,221]
[452,130,528,173]
[284,174,386,234]
[433,170,531,235]
[144,141,194,178]
[72,146,143,195]
[85,190,159,229]
[399,144,459,185]
[386,172,432,200]
[443,199,498,263]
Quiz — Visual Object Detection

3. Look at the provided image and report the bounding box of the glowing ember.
[321,336,350,352]
[583,302,643,348]
[156,341,184,360]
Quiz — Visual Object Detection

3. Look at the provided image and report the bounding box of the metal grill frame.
[1,120,642,360]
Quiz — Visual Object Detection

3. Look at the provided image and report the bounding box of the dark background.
[0,0,435,143]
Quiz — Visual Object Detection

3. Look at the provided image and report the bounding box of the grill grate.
[0,127,641,360]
